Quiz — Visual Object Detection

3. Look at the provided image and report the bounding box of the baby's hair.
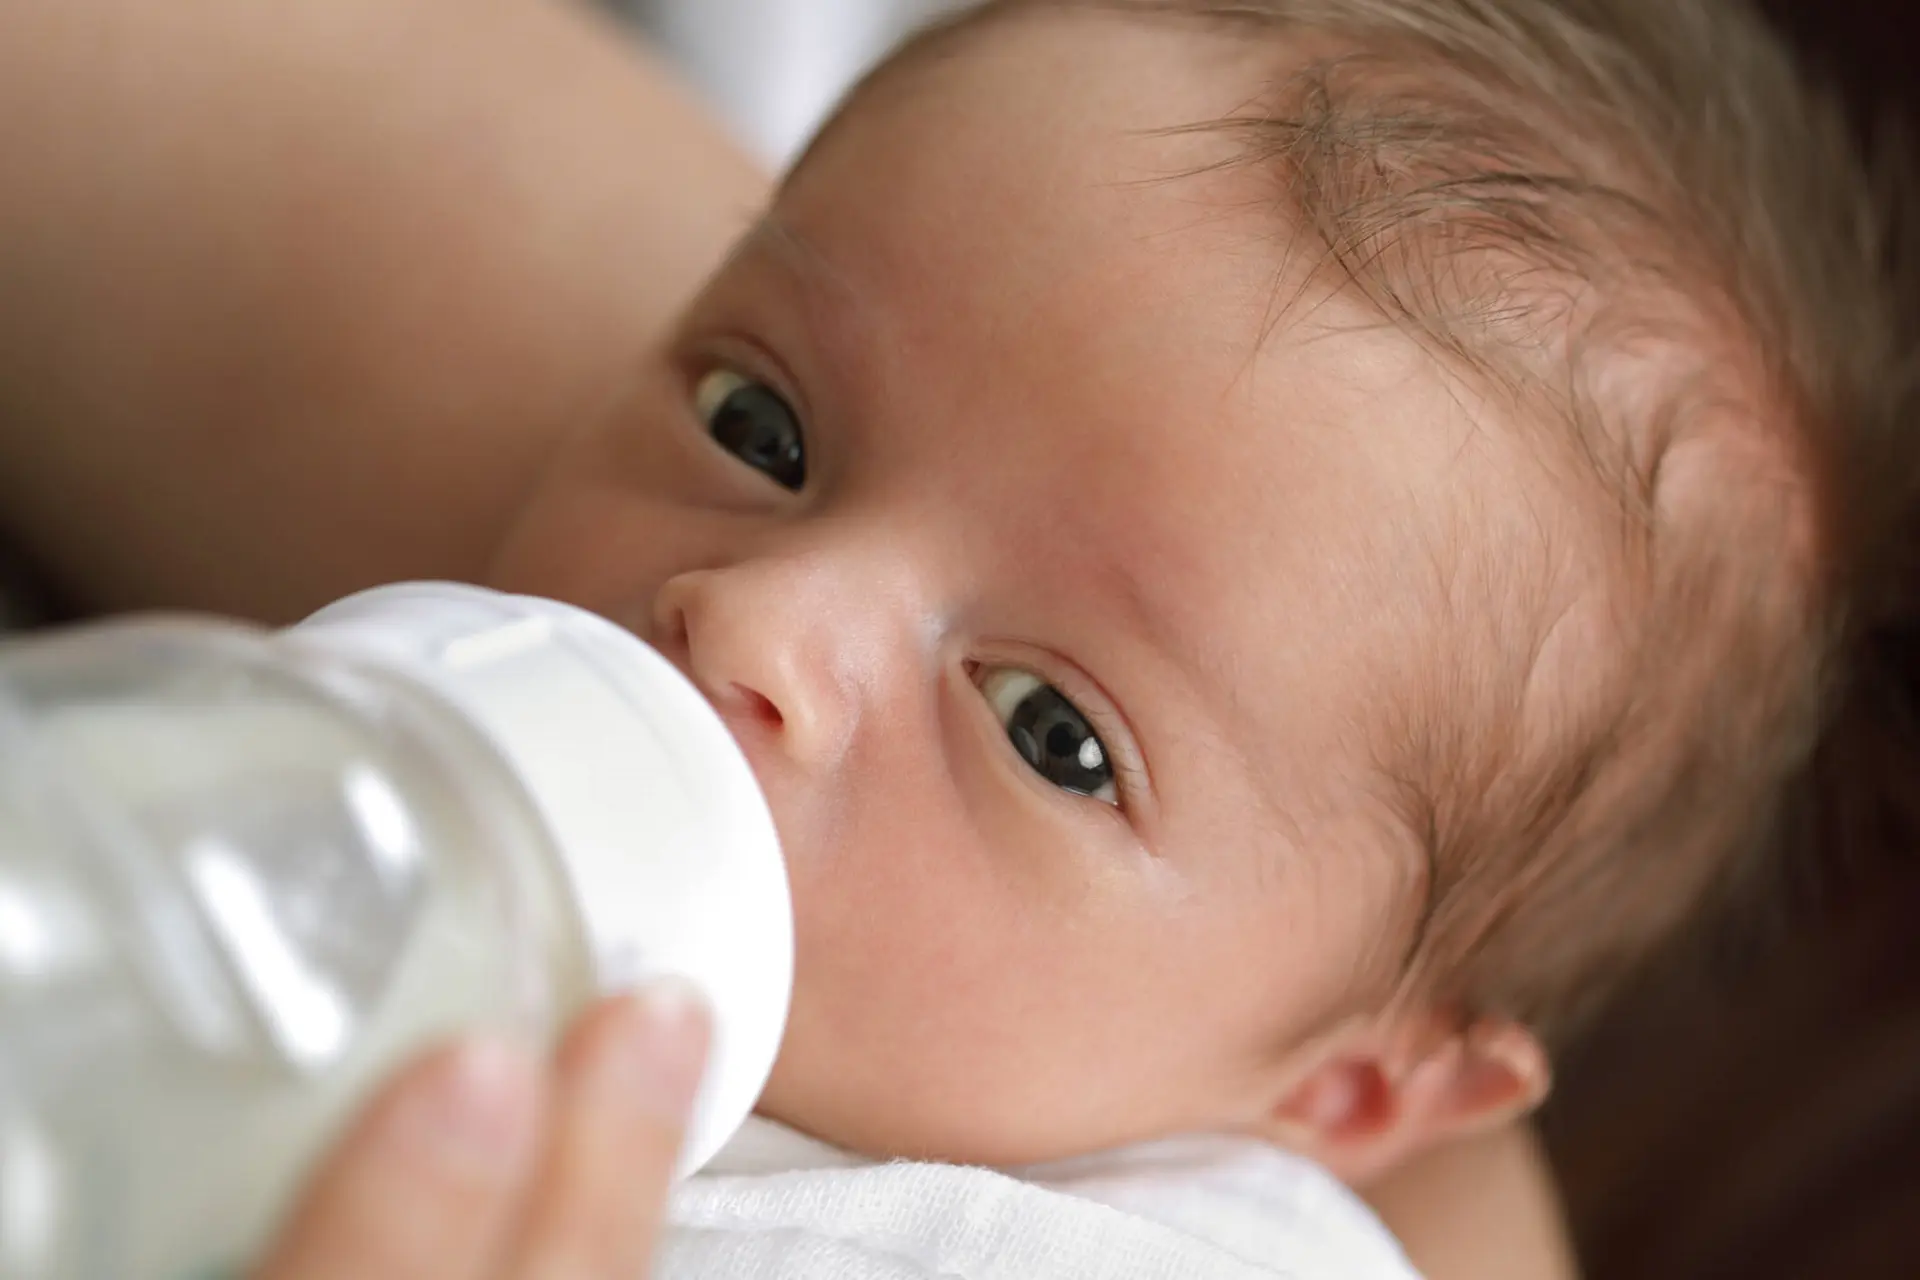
[847,0,1920,1045]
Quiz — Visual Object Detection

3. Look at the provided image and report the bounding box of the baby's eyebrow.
[725,212,894,424]
[743,215,859,300]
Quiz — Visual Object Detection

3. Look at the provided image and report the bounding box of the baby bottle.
[0,582,792,1280]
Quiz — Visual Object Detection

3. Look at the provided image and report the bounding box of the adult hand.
[254,984,709,1280]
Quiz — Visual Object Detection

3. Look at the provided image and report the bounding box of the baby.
[2,0,1907,1274]
[475,0,1907,1269]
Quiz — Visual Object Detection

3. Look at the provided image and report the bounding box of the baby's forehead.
[791,7,1273,219]
[775,15,1295,389]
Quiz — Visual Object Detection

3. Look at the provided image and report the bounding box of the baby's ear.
[1254,1013,1549,1187]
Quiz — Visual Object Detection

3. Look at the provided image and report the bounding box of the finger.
[506,982,711,1278]
[254,1037,544,1280]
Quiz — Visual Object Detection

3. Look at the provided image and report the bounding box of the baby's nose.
[650,558,881,771]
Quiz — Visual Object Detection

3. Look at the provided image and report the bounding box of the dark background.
[1761,0,1917,121]
[1542,7,1920,1276]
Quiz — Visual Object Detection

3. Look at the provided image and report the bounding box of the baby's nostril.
[734,684,784,730]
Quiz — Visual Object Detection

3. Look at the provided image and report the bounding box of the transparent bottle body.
[0,619,589,1280]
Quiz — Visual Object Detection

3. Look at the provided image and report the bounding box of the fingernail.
[394,1037,540,1171]
[589,979,713,1120]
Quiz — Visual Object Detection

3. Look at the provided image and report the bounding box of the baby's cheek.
[756,846,1161,1162]
[755,839,1068,1158]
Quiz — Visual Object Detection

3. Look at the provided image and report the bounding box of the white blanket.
[663,1119,1422,1279]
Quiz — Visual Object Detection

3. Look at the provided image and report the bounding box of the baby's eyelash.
[1105,744,1151,799]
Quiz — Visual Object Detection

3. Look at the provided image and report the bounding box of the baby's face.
[492,10,1508,1165]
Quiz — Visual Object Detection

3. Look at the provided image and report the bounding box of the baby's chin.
[747,1028,1159,1168]
[749,1043,956,1163]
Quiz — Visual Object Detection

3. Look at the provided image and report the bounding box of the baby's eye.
[695,369,807,491]
[978,667,1118,805]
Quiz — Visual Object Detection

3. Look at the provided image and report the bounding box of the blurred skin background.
[598,3,1920,1277]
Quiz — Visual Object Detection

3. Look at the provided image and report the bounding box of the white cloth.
[662,1118,1422,1278]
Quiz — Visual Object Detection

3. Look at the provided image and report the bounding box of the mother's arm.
[0,0,763,621]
